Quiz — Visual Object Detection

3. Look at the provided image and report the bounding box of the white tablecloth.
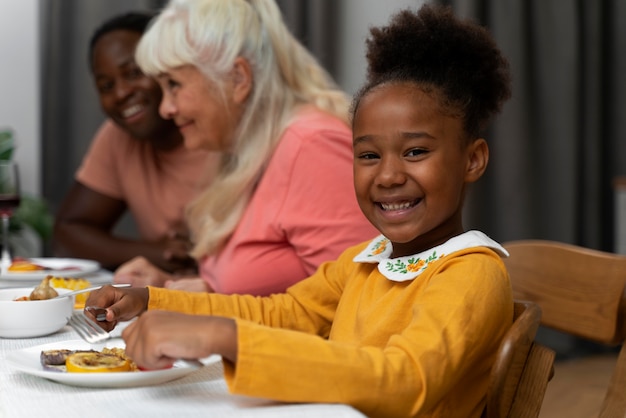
[0,272,367,418]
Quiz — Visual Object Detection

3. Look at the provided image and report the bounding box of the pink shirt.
[76,120,215,241]
[199,108,378,295]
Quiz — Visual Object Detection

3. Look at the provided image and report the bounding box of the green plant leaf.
[0,129,15,161]
[0,128,53,244]
[13,194,54,241]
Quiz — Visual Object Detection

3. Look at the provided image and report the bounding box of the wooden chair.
[503,240,626,418]
[483,300,555,418]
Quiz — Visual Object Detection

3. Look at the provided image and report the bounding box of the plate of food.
[6,339,218,388]
[0,257,101,282]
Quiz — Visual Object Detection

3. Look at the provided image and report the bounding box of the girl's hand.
[114,256,173,287]
[122,311,238,370]
[83,286,149,332]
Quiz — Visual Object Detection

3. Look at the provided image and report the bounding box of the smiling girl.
[87,4,513,417]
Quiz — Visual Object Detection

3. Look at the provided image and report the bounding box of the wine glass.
[0,161,20,273]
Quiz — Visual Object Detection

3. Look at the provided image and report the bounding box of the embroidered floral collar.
[353,230,508,282]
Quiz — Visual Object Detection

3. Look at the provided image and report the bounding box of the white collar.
[353,230,508,282]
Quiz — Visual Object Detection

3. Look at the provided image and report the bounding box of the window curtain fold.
[439,0,626,252]
[276,0,339,76]
[438,0,626,358]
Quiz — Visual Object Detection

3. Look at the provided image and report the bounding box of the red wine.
[0,195,20,216]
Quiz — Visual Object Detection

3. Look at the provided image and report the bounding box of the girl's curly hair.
[352,4,512,138]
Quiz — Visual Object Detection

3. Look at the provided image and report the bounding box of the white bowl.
[0,288,74,338]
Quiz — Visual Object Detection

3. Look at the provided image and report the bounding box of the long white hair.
[136,0,349,258]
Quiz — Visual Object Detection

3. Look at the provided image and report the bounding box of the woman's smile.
[157,65,241,152]
[176,120,193,132]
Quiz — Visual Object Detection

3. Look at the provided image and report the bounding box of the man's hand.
[114,256,173,287]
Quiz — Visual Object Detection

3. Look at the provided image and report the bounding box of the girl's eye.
[406,148,427,158]
[167,79,180,90]
[357,152,379,160]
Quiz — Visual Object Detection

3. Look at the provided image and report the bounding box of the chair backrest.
[503,240,626,418]
[483,300,555,418]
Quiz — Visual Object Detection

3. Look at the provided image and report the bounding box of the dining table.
[0,268,368,418]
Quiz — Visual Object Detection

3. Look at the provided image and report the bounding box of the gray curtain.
[441,0,626,358]
[40,0,336,247]
[276,1,339,75]
[439,0,626,253]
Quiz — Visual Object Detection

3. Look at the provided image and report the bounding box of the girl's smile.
[375,197,422,222]
[352,82,488,257]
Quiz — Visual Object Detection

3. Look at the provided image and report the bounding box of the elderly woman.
[114,0,377,295]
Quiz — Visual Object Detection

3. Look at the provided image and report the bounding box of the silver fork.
[68,310,113,344]
[67,311,204,368]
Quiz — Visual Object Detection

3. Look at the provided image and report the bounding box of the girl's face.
[352,82,488,257]
[156,63,248,151]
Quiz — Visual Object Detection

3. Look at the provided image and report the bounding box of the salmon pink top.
[198,108,378,295]
[76,120,215,241]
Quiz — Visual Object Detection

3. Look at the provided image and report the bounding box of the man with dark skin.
[53,12,214,273]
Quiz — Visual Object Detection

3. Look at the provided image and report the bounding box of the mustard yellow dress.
[148,230,513,418]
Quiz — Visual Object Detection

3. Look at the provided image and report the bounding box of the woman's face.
[352,82,488,257]
[156,65,243,151]
[91,30,174,142]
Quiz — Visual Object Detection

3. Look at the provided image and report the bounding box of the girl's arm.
[121,312,238,369]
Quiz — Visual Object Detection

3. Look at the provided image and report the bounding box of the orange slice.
[8,261,44,272]
[66,352,131,373]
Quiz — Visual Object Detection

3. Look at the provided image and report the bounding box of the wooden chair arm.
[508,343,555,418]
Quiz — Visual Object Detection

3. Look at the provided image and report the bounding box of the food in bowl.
[0,287,74,338]
[11,276,92,308]
[49,276,92,308]
[13,276,58,301]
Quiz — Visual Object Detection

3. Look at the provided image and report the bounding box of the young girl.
[86,4,513,417]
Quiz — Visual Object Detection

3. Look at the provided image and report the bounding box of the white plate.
[0,258,101,282]
[6,339,218,388]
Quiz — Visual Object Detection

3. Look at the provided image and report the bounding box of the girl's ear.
[231,57,253,104]
[465,138,489,183]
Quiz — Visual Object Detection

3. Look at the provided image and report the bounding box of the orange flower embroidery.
[386,251,441,275]
[406,259,425,272]
[371,239,389,255]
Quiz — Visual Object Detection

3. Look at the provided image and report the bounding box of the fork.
[67,311,204,368]
[68,311,114,344]
[53,283,131,300]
